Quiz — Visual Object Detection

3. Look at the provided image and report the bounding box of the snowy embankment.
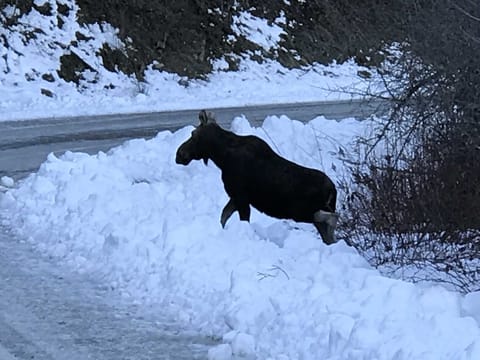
[0,1,371,122]
[2,115,480,360]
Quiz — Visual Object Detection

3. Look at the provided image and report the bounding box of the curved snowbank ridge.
[2,115,480,360]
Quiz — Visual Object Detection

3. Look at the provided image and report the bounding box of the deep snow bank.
[1,115,480,360]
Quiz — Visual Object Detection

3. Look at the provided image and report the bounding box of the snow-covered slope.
[0,1,372,121]
[2,115,480,360]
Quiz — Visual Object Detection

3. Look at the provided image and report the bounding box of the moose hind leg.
[221,199,237,228]
[237,201,251,222]
[314,210,339,245]
[314,222,331,245]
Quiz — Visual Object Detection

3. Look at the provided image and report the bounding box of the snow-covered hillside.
[0,0,373,121]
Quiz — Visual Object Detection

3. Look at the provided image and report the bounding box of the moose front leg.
[220,199,236,228]
[313,210,339,245]
[220,198,251,228]
[237,201,251,222]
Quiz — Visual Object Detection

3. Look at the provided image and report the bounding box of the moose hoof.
[313,210,339,245]
[313,210,338,229]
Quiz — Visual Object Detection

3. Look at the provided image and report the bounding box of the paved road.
[0,99,387,180]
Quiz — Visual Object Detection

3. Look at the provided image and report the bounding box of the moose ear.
[199,110,216,125]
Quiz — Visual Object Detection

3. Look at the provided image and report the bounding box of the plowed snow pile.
[2,115,480,360]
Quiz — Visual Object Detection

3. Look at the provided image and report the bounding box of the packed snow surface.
[2,115,480,360]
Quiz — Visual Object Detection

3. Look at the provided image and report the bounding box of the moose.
[175,110,339,244]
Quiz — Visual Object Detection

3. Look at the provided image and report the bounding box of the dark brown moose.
[175,110,339,244]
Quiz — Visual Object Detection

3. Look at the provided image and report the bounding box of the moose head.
[175,110,218,165]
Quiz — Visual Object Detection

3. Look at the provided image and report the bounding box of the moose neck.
[204,126,236,169]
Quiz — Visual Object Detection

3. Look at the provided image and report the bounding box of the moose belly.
[250,193,317,223]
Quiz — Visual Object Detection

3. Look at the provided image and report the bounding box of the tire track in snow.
[0,224,216,360]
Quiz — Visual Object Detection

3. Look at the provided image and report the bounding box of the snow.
[2,116,480,360]
[232,11,286,51]
[0,0,374,122]
[1,2,480,360]
[1,176,14,188]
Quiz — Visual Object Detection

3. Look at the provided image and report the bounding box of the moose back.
[175,110,339,244]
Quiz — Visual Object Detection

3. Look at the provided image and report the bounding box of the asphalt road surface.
[0,99,387,180]
[0,100,387,359]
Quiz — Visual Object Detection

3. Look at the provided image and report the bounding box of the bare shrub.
[340,1,480,292]
[340,119,480,292]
